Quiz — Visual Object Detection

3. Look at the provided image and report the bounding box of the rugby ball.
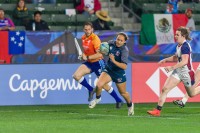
[100,42,109,55]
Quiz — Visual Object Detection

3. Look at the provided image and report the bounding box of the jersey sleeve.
[121,46,129,64]
[8,18,15,27]
[181,43,190,54]
[92,35,101,51]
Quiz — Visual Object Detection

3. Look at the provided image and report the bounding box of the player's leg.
[189,69,200,96]
[90,59,123,105]
[187,85,200,97]
[173,69,200,107]
[73,64,94,101]
[103,69,126,109]
[89,72,112,108]
[183,70,200,97]
[194,68,200,85]
[116,82,134,116]
[103,84,123,109]
[87,60,106,101]
[147,75,180,116]
[173,93,189,108]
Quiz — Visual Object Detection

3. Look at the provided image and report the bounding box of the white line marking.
[143,106,200,109]
[87,113,181,120]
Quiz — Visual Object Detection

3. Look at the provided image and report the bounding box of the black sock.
[96,95,101,99]
[127,102,132,107]
[156,105,162,111]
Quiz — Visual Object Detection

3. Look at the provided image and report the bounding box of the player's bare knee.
[96,82,104,90]
[187,93,193,97]
[161,89,166,94]
[188,92,195,98]
[96,83,103,90]
[161,87,170,94]
[120,91,128,97]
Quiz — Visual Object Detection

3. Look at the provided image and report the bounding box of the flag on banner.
[9,31,25,54]
[0,31,11,64]
[140,14,188,45]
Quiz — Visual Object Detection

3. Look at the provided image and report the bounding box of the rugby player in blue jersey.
[88,32,134,116]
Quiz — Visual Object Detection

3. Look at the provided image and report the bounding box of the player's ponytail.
[177,26,191,40]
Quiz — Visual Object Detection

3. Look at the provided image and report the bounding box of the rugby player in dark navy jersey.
[89,32,134,116]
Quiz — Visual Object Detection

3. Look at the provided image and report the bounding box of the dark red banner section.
[0,31,11,64]
[132,62,200,103]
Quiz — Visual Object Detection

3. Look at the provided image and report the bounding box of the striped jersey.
[0,18,15,29]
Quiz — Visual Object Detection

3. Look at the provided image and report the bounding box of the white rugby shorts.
[171,69,195,88]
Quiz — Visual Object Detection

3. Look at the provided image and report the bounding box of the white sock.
[78,77,84,83]
[181,97,188,105]
[108,87,113,93]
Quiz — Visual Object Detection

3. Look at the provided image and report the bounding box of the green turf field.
[0,103,199,133]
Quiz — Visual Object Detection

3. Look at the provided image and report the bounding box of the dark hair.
[83,22,93,28]
[16,0,26,9]
[34,11,42,17]
[117,32,129,41]
[0,8,4,11]
[177,26,191,40]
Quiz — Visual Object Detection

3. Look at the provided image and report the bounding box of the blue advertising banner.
[23,31,200,55]
[10,31,200,64]
[25,31,64,54]
[0,64,132,105]
[6,31,200,59]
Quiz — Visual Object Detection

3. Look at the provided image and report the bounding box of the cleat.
[116,101,123,109]
[128,103,134,116]
[173,100,185,108]
[88,88,96,101]
[147,108,161,116]
[89,98,101,109]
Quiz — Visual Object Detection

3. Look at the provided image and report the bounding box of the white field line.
[87,113,181,120]
[0,106,199,119]
[142,106,200,109]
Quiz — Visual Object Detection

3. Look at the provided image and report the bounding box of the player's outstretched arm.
[87,50,102,60]
[158,55,177,66]
[164,54,188,73]
[158,59,166,66]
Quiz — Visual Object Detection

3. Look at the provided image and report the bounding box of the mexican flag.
[140,14,188,45]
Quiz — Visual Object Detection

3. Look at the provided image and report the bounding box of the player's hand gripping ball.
[100,42,109,55]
